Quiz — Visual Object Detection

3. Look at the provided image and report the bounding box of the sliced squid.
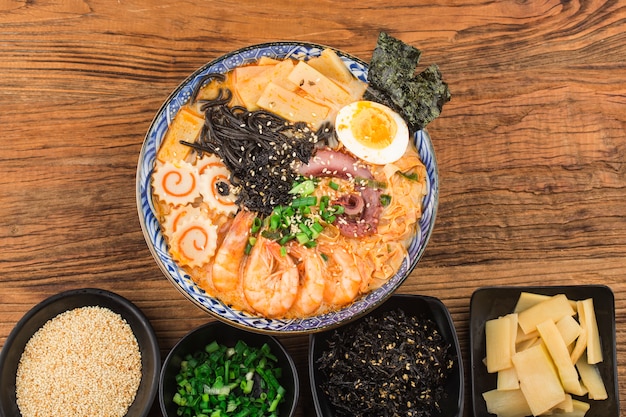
[198,156,238,215]
[169,215,218,268]
[152,160,201,207]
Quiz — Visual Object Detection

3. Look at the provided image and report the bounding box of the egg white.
[334,101,409,165]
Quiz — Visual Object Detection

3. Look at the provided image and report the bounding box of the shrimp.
[211,210,255,293]
[242,236,299,318]
[319,244,362,307]
[288,244,325,316]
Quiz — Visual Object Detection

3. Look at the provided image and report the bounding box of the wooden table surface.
[1,1,625,416]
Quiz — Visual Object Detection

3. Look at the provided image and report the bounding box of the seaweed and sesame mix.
[316,309,454,417]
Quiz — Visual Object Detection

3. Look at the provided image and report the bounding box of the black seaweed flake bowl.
[0,288,161,417]
[470,285,619,417]
[309,294,463,417]
[136,41,439,334]
[159,320,299,417]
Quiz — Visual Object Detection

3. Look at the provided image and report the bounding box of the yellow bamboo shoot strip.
[234,59,297,111]
[516,326,539,344]
[287,61,354,109]
[570,301,588,365]
[569,399,591,417]
[514,292,552,313]
[515,336,539,353]
[517,294,576,334]
[536,319,586,396]
[576,353,608,400]
[580,298,603,364]
[306,48,356,85]
[552,394,574,413]
[512,344,566,416]
[497,367,519,391]
[482,389,532,417]
[555,315,582,347]
[486,314,516,373]
[256,82,330,129]
[157,107,204,163]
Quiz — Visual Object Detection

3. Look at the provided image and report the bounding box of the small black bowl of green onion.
[159,321,299,417]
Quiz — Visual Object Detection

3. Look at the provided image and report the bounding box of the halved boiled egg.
[335,100,409,165]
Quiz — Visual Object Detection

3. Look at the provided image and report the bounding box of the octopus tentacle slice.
[152,160,201,207]
[169,215,218,268]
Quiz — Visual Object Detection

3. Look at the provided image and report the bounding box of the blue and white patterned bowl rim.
[136,42,439,334]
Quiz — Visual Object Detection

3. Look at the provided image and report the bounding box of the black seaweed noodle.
[181,74,334,215]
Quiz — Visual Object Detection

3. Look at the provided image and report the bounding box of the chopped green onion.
[296,232,310,245]
[172,340,286,417]
[328,180,339,190]
[251,217,262,234]
[399,171,419,181]
[355,176,388,189]
[289,179,316,196]
[380,194,392,206]
[291,195,317,208]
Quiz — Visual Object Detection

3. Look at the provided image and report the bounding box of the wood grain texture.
[1,0,625,416]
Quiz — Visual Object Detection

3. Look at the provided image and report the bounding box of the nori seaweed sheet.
[316,309,455,417]
[365,32,451,132]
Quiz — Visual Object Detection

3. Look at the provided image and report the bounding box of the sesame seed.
[16,306,141,417]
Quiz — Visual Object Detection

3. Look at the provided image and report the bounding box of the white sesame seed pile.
[15,306,142,417]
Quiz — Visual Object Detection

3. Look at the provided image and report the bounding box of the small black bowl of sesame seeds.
[309,293,463,417]
[0,288,160,417]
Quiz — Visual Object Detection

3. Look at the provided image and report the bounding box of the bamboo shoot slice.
[512,344,566,416]
[580,298,602,364]
[518,294,575,334]
[516,336,539,352]
[497,367,520,391]
[576,354,608,400]
[556,315,582,347]
[569,399,591,417]
[235,60,297,110]
[516,326,539,344]
[306,48,355,85]
[482,389,532,417]
[256,82,330,128]
[536,319,585,396]
[287,61,354,108]
[157,106,203,164]
[551,394,574,413]
[486,315,514,372]
[514,292,551,313]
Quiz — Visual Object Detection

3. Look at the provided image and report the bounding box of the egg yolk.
[349,101,397,149]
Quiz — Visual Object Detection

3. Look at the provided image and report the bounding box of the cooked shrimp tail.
[319,245,362,307]
[211,210,255,292]
[243,236,299,317]
[288,244,325,316]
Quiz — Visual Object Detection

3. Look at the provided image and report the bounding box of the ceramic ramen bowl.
[136,42,439,333]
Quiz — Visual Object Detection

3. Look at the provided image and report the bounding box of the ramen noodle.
[151,50,427,318]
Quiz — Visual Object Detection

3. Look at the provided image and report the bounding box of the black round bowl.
[0,288,161,417]
[309,293,464,417]
[159,321,299,417]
